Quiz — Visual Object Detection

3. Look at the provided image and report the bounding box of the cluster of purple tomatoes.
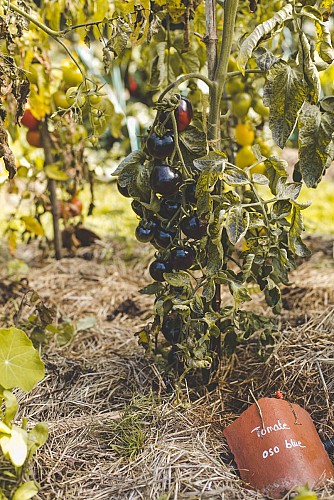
[117,96,207,283]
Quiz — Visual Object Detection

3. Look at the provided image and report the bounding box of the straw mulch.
[3,236,334,500]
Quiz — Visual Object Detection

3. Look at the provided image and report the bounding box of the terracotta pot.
[223,397,334,499]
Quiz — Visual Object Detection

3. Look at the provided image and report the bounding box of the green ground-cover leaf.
[0,328,45,392]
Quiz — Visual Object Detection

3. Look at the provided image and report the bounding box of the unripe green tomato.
[88,94,103,105]
[53,90,71,109]
[226,78,245,95]
[61,60,83,87]
[231,92,252,118]
[66,87,86,107]
[228,56,239,72]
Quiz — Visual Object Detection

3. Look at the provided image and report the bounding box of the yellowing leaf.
[45,164,68,181]
[0,327,45,391]
[29,85,51,121]
[21,216,45,236]
[0,426,28,467]
[12,481,39,500]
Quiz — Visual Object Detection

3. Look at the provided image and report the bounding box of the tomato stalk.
[203,0,239,379]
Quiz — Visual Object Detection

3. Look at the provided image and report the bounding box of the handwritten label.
[251,419,290,438]
[250,419,306,459]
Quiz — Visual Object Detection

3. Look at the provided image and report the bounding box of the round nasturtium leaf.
[0,328,45,392]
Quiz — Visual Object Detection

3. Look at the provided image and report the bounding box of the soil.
[0,234,333,500]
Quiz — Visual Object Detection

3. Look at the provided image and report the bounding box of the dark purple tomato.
[135,220,157,243]
[167,348,179,365]
[184,182,197,204]
[180,215,207,239]
[153,227,177,249]
[159,197,181,219]
[170,246,195,270]
[146,132,175,159]
[117,181,131,198]
[150,164,182,197]
[161,97,193,132]
[162,315,183,343]
[149,259,172,282]
[131,200,144,217]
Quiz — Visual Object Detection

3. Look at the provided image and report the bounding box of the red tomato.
[21,109,40,130]
[26,130,42,148]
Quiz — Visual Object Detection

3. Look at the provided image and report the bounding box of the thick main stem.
[207,0,239,144]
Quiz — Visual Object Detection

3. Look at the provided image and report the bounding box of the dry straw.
[1,237,333,499]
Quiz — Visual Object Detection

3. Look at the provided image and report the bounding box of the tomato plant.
[114,0,334,384]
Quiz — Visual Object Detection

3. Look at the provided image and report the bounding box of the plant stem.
[205,0,218,80]
[41,123,62,260]
[207,0,239,144]
[158,72,213,101]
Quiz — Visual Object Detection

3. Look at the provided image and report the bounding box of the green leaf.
[255,47,279,72]
[229,281,252,307]
[76,316,96,332]
[12,481,39,500]
[27,422,48,457]
[179,126,207,157]
[57,322,74,346]
[21,216,44,237]
[289,205,311,257]
[116,152,150,201]
[206,240,223,275]
[271,200,292,220]
[190,294,204,316]
[226,206,249,245]
[237,5,293,71]
[193,151,226,171]
[298,102,334,187]
[224,165,250,185]
[164,272,191,287]
[298,33,321,104]
[45,164,68,181]
[113,150,146,178]
[208,206,226,260]
[0,328,45,391]
[276,178,302,201]
[263,60,308,148]
[202,279,216,302]
[264,155,288,195]
[2,390,18,426]
[196,167,219,216]
[139,282,164,295]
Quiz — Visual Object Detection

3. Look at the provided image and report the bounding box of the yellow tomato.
[235,146,256,168]
[231,92,252,118]
[235,123,255,146]
[250,162,266,175]
[256,139,272,157]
